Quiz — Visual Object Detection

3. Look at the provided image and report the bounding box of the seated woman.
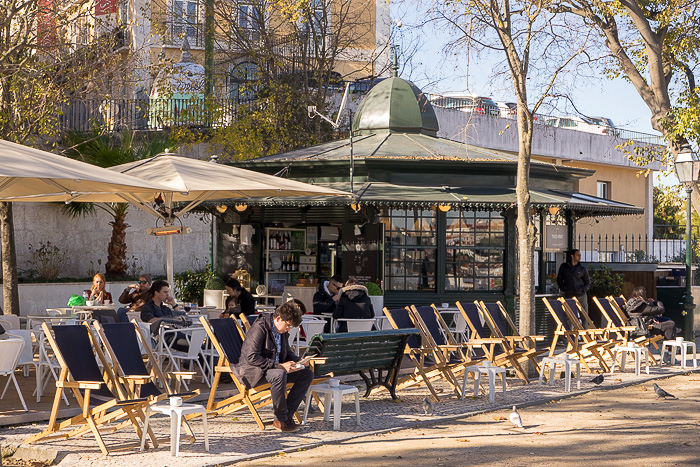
[88,273,113,305]
[116,274,151,322]
[625,285,678,340]
[332,278,374,332]
[220,278,255,318]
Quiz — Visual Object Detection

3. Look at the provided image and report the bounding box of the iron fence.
[574,228,699,264]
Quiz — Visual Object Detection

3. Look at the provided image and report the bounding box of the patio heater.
[675,144,700,340]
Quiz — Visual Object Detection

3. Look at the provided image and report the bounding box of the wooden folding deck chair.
[599,296,663,362]
[199,316,303,430]
[239,312,261,333]
[408,305,477,398]
[25,323,155,456]
[477,301,547,375]
[456,301,530,382]
[383,307,444,402]
[542,298,611,373]
[94,321,200,401]
[561,298,619,360]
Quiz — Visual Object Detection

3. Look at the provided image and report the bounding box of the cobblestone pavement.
[1,361,698,466]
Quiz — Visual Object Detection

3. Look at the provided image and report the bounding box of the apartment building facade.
[65,0,392,99]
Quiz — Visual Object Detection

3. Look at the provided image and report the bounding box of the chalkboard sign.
[341,223,382,284]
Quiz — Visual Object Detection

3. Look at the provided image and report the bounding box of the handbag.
[629,316,649,338]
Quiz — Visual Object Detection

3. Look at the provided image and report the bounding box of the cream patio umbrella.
[0,139,175,200]
[26,153,353,286]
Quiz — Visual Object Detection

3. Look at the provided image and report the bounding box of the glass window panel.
[379,208,437,292]
[443,210,505,292]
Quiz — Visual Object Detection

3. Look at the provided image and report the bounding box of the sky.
[392,5,678,187]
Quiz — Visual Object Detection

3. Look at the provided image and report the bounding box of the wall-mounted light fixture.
[437,203,451,212]
[354,224,363,236]
[216,204,228,213]
[234,203,248,212]
[350,202,361,212]
[548,206,560,216]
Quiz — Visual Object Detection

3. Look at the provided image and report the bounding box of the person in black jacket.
[333,279,374,332]
[313,275,343,333]
[231,302,312,432]
[312,275,343,315]
[557,249,591,314]
[220,278,255,317]
[625,286,677,340]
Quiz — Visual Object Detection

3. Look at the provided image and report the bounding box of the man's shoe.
[273,420,299,432]
[287,417,301,429]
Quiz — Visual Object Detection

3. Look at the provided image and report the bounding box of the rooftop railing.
[425,93,665,146]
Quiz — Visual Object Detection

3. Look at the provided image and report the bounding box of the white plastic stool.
[461,362,507,405]
[537,355,581,392]
[303,383,360,430]
[140,402,209,457]
[661,339,698,369]
[611,344,650,376]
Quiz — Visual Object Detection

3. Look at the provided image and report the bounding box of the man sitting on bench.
[232,302,313,432]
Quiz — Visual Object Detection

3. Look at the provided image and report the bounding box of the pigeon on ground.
[423,397,434,415]
[509,406,523,428]
[653,383,675,399]
[590,374,605,385]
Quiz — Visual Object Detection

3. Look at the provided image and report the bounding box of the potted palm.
[365,282,384,316]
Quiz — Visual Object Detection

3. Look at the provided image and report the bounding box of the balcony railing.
[164,21,204,48]
[58,98,247,132]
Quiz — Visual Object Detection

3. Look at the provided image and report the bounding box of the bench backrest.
[304,329,419,376]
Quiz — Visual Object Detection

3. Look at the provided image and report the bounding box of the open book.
[294,354,316,368]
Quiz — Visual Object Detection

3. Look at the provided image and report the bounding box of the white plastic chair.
[299,319,327,352]
[0,337,28,411]
[335,318,376,333]
[447,313,469,343]
[288,326,301,354]
[161,327,209,389]
[0,314,20,330]
[7,330,38,378]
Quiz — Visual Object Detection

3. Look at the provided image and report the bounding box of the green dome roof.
[352,77,439,136]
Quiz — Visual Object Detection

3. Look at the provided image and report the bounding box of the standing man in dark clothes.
[557,249,591,314]
[232,302,313,432]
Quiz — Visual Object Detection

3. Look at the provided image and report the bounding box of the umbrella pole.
[166,234,174,290]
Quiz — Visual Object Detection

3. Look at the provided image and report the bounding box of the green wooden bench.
[304,329,420,400]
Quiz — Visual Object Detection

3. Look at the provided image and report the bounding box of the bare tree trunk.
[0,202,20,316]
[515,107,537,374]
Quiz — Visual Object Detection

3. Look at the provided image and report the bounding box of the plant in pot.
[174,268,215,306]
[203,275,227,309]
[365,282,384,316]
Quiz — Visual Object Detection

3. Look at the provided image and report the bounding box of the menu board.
[341,223,381,284]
